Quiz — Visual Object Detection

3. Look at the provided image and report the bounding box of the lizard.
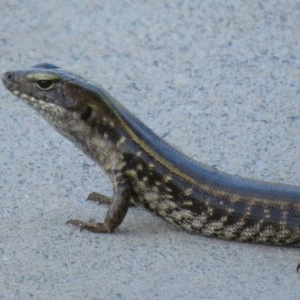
[2,63,300,248]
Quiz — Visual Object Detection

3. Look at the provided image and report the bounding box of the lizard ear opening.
[81,106,93,121]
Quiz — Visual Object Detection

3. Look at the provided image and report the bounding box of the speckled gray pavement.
[1,1,300,299]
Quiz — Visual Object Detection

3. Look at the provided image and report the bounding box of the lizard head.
[2,64,112,134]
[2,63,89,112]
[2,64,119,150]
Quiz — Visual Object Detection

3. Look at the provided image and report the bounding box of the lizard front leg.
[87,191,136,207]
[67,176,131,233]
[86,192,113,205]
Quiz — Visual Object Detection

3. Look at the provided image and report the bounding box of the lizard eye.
[36,80,54,90]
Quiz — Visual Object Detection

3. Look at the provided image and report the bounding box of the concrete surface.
[1,0,300,299]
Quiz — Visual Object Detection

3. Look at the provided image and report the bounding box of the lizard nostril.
[2,71,14,82]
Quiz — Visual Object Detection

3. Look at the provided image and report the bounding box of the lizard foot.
[66,219,111,233]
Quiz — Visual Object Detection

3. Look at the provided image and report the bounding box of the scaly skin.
[2,63,300,247]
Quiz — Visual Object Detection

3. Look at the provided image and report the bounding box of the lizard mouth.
[2,73,9,85]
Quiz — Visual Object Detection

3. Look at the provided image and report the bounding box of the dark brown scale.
[222,213,245,227]
[97,124,121,144]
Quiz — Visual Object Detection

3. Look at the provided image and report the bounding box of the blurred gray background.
[1,1,300,299]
